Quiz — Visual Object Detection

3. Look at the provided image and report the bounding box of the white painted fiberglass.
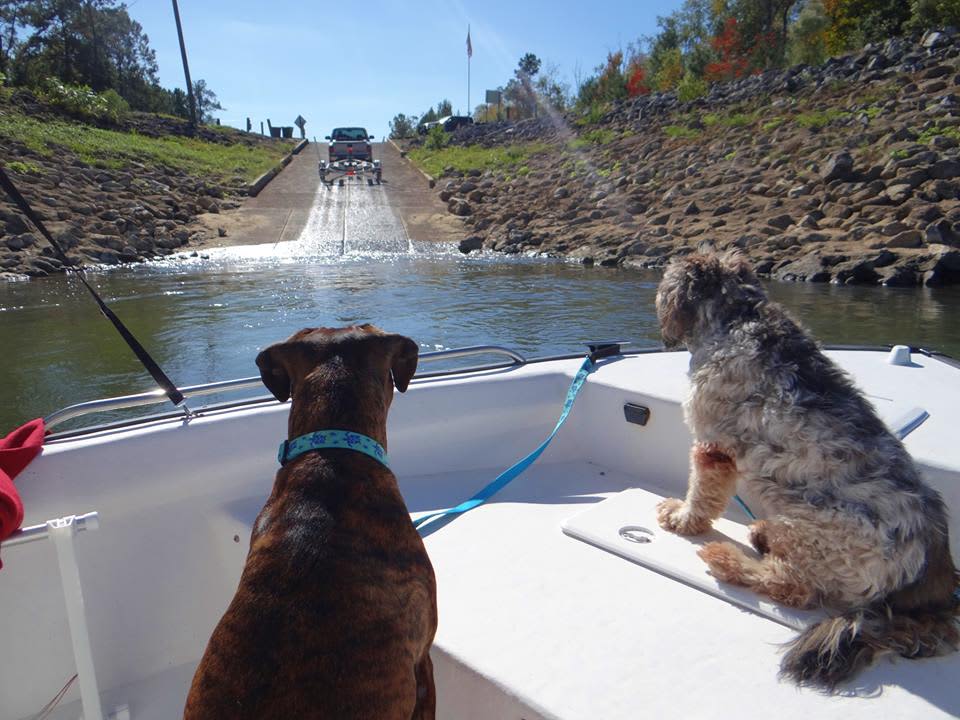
[2,350,959,719]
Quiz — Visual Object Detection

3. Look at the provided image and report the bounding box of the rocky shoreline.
[419,29,960,287]
[0,91,295,278]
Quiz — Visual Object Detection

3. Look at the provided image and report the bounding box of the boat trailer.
[318,158,382,187]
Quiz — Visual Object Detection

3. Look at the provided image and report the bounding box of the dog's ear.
[387,335,419,393]
[720,252,759,285]
[256,343,292,403]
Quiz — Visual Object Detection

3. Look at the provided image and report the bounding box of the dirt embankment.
[0,90,296,277]
[413,29,960,287]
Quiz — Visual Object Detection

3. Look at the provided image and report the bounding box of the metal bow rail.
[44,345,528,432]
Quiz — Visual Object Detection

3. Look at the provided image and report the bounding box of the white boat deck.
[37,456,960,720]
[415,462,960,720]
[5,349,960,719]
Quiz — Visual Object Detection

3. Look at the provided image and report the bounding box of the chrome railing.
[43,345,527,431]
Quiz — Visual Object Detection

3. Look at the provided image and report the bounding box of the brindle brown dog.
[184,325,437,720]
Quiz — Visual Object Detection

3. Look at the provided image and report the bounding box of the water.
[2,184,959,433]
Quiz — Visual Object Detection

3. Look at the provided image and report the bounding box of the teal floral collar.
[278,429,388,468]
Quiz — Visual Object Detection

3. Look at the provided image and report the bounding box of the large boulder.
[458,235,484,253]
[822,151,855,182]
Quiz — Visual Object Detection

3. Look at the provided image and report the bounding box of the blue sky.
[128,0,685,138]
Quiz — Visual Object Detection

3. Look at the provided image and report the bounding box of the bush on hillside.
[677,73,709,102]
[39,79,130,123]
[424,125,450,150]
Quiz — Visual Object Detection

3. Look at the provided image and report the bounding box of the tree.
[435,98,452,117]
[517,52,541,77]
[389,113,418,138]
[625,60,651,97]
[99,6,159,107]
[0,1,26,75]
[787,0,830,65]
[653,47,684,90]
[534,61,568,111]
[473,102,498,122]
[726,0,800,67]
[192,79,222,123]
[905,0,960,34]
[5,0,175,113]
[504,52,542,119]
[823,0,911,52]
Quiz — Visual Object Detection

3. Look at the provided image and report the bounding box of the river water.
[2,182,959,433]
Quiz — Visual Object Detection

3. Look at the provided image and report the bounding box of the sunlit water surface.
[2,235,959,432]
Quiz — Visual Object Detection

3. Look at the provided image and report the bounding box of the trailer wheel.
[338,179,344,187]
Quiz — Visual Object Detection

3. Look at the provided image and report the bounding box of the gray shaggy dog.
[654,252,959,688]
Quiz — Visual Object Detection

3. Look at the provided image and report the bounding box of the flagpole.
[467,24,471,117]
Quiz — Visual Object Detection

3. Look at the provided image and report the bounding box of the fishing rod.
[0,164,187,411]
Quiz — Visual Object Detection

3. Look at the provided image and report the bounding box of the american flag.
[466,27,472,58]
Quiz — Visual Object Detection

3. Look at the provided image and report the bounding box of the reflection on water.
[1,240,959,432]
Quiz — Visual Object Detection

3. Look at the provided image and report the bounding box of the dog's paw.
[698,542,749,585]
[656,498,711,536]
[748,520,770,555]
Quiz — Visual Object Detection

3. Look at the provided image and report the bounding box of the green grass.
[794,109,852,131]
[890,148,909,159]
[761,117,785,132]
[4,160,41,175]
[407,142,551,178]
[857,83,899,106]
[567,128,619,149]
[915,124,960,145]
[703,111,757,128]
[663,124,701,139]
[0,111,292,182]
[575,102,610,126]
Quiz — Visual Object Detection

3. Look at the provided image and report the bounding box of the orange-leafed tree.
[625,60,651,97]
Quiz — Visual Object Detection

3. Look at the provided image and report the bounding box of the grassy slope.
[407,142,552,179]
[0,111,291,183]
[404,80,932,180]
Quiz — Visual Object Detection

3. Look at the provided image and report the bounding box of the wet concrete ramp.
[295,178,410,256]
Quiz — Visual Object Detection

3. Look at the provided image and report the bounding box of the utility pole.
[171,0,198,131]
[466,25,472,119]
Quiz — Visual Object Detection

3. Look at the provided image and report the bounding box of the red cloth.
[0,418,45,566]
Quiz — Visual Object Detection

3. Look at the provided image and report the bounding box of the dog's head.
[656,252,764,348]
[255,324,419,404]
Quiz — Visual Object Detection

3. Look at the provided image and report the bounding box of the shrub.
[38,79,129,122]
[98,89,130,122]
[677,73,708,103]
[424,125,450,150]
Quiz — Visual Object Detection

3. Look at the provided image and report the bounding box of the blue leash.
[413,355,596,532]
[410,347,756,532]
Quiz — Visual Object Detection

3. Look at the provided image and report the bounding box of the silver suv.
[325,127,373,162]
